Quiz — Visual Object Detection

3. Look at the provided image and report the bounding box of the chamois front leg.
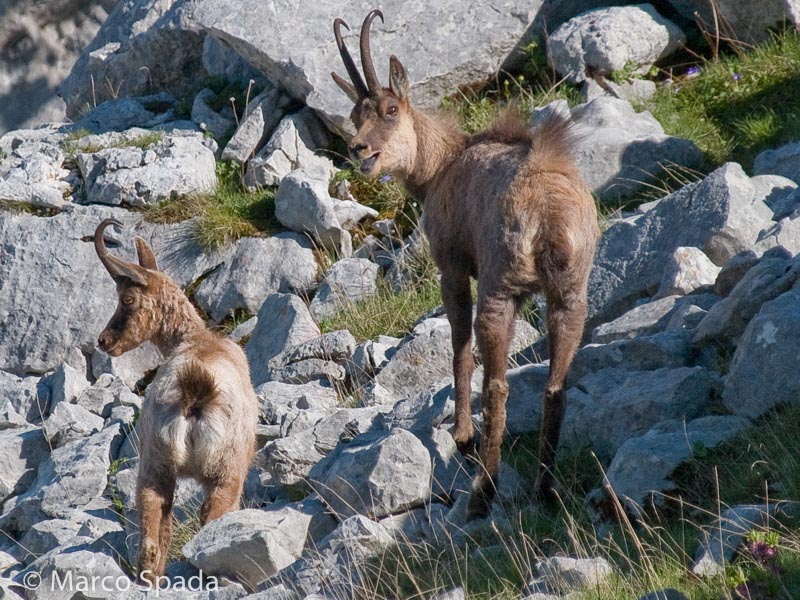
[535,293,587,503]
[467,293,515,520]
[441,270,475,457]
[136,475,175,584]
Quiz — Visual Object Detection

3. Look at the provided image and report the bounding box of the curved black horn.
[94,219,148,285]
[334,18,368,98]
[360,9,384,95]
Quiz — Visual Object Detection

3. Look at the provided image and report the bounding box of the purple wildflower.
[748,541,777,565]
[685,65,701,78]
[732,72,742,81]
[379,175,393,184]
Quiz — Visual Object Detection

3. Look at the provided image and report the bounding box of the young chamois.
[94,219,258,583]
[331,11,600,519]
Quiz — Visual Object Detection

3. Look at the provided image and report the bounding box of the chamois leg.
[467,294,515,520]
[137,476,175,584]
[201,475,244,524]
[156,493,174,578]
[441,271,475,456]
[535,294,587,502]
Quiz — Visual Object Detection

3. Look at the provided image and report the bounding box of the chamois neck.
[402,109,467,199]
[153,292,207,356]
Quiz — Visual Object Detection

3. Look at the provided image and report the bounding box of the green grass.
[352,403,800,600]
[639,30,800,170]
[144,161,281,250]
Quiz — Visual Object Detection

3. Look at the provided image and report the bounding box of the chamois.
[94,219,258,583]
[331,11,599,518]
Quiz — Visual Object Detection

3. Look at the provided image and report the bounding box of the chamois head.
[94,218,164,356]
[331,10,416,178]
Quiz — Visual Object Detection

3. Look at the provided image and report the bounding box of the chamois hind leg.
[467,293,515,520]
[441,270,475,457]
[535,292,587,502]
[201,474,244,525]
[137,475,175,584]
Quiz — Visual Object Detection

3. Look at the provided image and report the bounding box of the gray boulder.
[0,371,47,425]
[561,367,716,459]
[183,507,312,588]
[0,426,49,503]
[75,94,179,134]
[222,86,292,164]
[283,330,357,366]
[195,234,318,323]
[310,258,379,320]
[754,141,800,184]
[0,140,71,210]
[0,425,121,535]
[547,5,684,84]
[655,247,721,298]
[256,380,338,426]
[42,363,90,410]
[17,548,130,600]
[569,331,693,382]
[91,341,163,390]
[60,0,204,118]
[692,504,778,577]
[541,97,702,201]
[281,515,393,597]
[751,174,798,217]
[587,163,774,326]
[275,165,344,251]
[309,428,431,519]
[0,205,134,374]
[723,287,800,418]
[245,293,322,386]
[714,250,759,298]
[191,88,236,140]
[526,556,614,596]
[74,373,141,419]
[668,0,800,45]
[604,416,751,510]
[77,132,217,207]
[194,0,544,134]
[592,293,718,343]
[42,402,105,448]
[270,359,346,386]
[245,109,332,188]
[693,248,800,346]
[755,212,800,256]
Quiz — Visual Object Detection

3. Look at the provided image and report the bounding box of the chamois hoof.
[455,437,478,462]
[465,478,496,521]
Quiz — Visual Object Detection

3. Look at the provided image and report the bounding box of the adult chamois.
[94,219,258,583]
[331,11,599,518]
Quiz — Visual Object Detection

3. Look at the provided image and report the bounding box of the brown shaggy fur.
[332,12,600,519]
[94,221,258,583]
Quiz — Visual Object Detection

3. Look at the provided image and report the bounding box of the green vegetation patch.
[144,161,281,251]
[640,30,800,170]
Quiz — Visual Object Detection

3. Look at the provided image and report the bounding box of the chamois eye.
[123,296,134,305]
[387,105,398,116]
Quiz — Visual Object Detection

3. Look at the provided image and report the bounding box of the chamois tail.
[529,110,582,175]
[177,361,218,419]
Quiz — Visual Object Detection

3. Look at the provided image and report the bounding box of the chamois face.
[98,279,161,356]
[94,219,163,356]
[331,11,416,178]
[348,84,416,178]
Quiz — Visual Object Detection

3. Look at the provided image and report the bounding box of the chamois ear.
[331,71,361,102]
[134,237,159,271]
[388,55,409,100]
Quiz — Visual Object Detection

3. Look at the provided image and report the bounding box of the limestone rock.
[310,428,431,519]
[183,507,312,588]
[310,258,379,320]
[195,234,318,323]
[548,5,684,84]
[245,294,321,386]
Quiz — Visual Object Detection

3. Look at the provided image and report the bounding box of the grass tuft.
[144,161,281,250]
